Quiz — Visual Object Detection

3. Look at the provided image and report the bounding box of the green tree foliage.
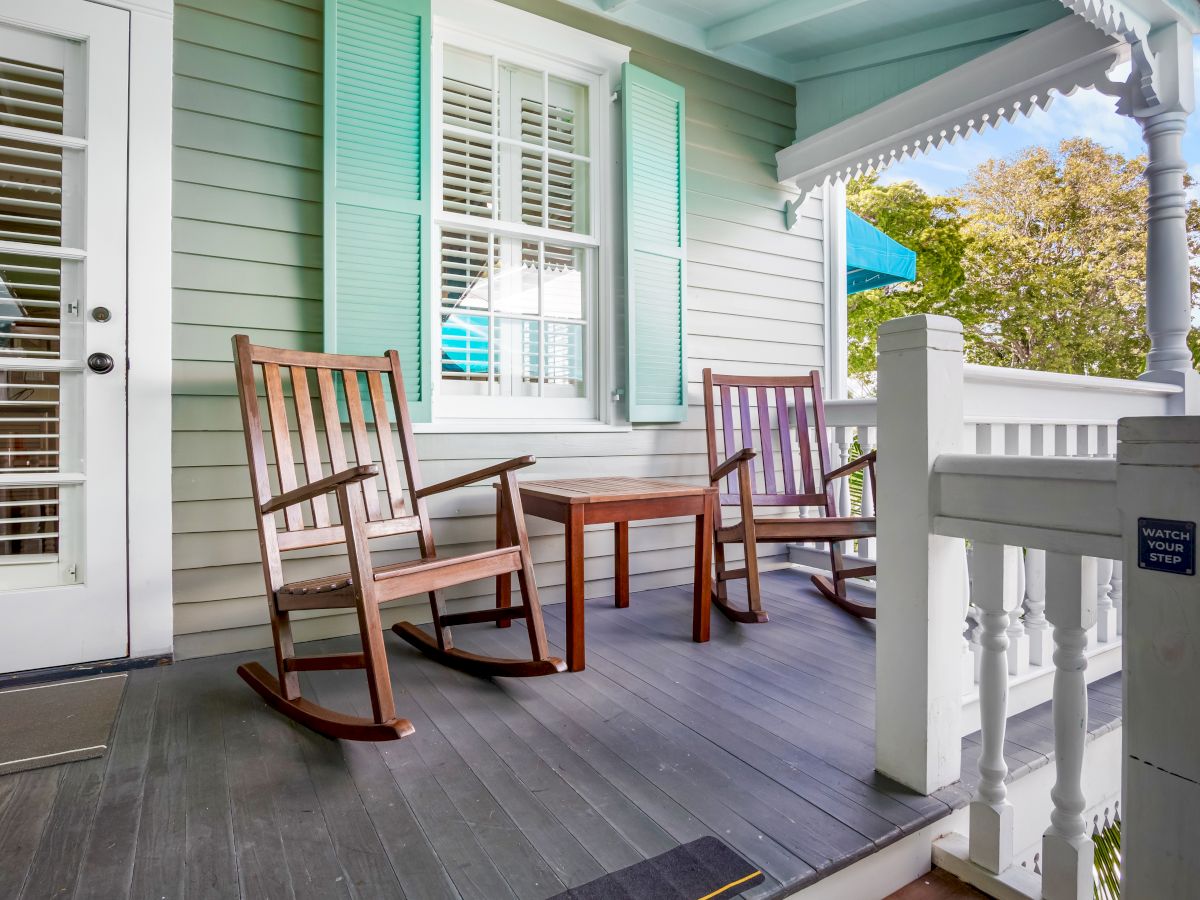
[844,178,968,388]
[845,138,1200,390]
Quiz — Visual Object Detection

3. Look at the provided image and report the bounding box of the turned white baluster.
[833,426,851,517]
[1041,552,1097,900]
[1024,548,1052,667]
[962,541,975,693]
[1008,550,1030,676]
[859,426,876,559]
[1110,560,1123,636]
[965,544,982,684]
[1095,557,1116,643]
[969,542,1020,874]
[1025,430,1052,667]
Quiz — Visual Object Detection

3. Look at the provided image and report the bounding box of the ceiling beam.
[792,2,1068,81]
[599,0,639,11]
[707,0,874,51]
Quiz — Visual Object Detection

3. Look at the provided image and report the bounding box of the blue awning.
[846,210,916,295]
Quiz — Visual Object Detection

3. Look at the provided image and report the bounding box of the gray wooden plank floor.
[0,569,1122,900]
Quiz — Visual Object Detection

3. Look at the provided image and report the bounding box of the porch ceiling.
[557,0,1070,83]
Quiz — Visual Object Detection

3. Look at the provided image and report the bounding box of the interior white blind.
[0,53,67,558]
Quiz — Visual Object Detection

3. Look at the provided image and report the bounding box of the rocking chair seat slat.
[275,547,524,611]
[716,516,876,544]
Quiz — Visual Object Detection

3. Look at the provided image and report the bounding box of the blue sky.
[878,42,1200,196]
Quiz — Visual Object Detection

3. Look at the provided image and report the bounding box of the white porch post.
[875,314,966,794]
[1117,416,1200,897]
[1128,22,1200,409]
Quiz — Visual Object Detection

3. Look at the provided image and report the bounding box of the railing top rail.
[934,453,1117,482]
[963,363,1182,396]
[933,452,1120,557]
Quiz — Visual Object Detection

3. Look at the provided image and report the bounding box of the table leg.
[495,486,512,627]
[614,521,629,608]
[565,505,586,671]
[693,494,713,643]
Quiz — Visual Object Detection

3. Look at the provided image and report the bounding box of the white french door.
[0,0,129,673]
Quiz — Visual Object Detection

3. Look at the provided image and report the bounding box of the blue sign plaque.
[1137,518,1196,576]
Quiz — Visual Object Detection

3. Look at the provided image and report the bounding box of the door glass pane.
[0,369,58,472]
[0,139,64,245]
[0,252,62,359]
[0,56,64,135]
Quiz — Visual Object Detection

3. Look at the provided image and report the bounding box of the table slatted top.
[517,476,715,504]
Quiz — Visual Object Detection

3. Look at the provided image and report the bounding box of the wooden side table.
[496,477,716,672]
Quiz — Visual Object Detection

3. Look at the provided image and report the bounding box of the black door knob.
[87,352,115,374]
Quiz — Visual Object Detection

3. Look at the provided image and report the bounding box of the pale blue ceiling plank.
[791,1,1069,80]
[706,0,875,51]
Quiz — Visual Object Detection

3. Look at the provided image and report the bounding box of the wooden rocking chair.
[703,368,878,622]
[233,336,565,741]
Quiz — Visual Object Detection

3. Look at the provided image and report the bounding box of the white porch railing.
[865,315,1185,900]
[793,359,1177,733]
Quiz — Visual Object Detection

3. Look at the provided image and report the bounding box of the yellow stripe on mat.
[697,869,763,900]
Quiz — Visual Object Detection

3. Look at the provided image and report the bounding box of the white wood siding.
[171,0,826,657]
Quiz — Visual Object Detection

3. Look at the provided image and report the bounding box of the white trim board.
[124,2,174,659]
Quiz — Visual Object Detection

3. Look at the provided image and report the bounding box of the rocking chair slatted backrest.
[704,370,834,513]
[233,338,427,567]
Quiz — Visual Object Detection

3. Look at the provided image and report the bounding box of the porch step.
[886,867,989,899]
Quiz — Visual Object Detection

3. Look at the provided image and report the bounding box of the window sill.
[413,418,632,434]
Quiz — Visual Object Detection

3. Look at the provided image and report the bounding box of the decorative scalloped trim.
[1058,0,1159,107]
[1058,0,1150,43]
[782,51,1126,197]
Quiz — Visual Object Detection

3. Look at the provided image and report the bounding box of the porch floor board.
[0,569,1122,899]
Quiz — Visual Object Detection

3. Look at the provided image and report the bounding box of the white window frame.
[431,0,628,423]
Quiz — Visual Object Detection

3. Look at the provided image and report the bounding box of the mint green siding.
[171,0,826,657]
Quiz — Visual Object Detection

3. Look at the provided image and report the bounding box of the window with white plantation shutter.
[435,39,598,418]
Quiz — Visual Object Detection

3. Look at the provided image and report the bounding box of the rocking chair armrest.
[260,464,379,515]
[414,455,537,499]
[824,449,877,482]
[710,448,756,484]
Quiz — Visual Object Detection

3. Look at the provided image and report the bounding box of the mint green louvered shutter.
[622,63,687,424]
[325,0,432,421]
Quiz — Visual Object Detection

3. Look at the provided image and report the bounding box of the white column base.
[1041,830,1094,900]
[1027,624,1053,668]
[969,800,1014,874]
[1008,631,1030,676]
[1095,606,1117,643]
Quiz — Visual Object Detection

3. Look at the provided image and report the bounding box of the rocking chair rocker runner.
[703,368,878,622]
[233,336,565,742]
